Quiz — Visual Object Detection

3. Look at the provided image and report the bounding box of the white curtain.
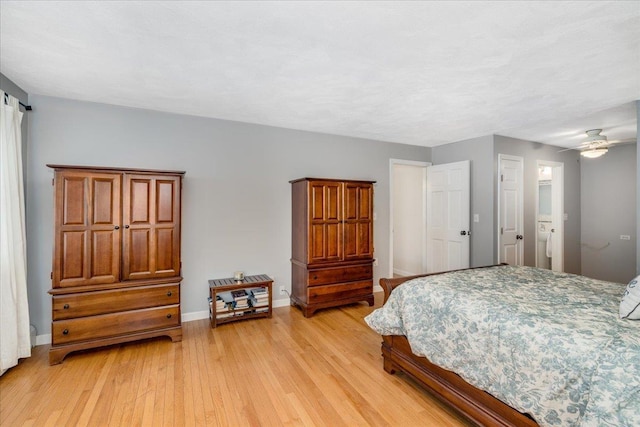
[0,91,30,375]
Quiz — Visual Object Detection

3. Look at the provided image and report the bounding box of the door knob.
[516,234,524,240]
[460,231,467,236]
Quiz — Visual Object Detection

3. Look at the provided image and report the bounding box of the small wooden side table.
[208,274,273,328]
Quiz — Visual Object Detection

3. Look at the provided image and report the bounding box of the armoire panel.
[156,180,175,223]
[130,179,151,224]
[358,186,372,220]
[129,229,151,274]
[61,231,85,280]
[344,185,358,220]
[310,224,325,261]
[326,223,342,260]
[91,230,115,277]
[311,184,325,220]
[155,228,175,272]
[93,179,115,224]
[62,177,87,226]
[325,183,341,221]
[343,222,356,258]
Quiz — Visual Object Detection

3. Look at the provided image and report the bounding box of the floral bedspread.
[365,265,640,426]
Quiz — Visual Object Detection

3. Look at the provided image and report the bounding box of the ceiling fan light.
[580,147,608,158]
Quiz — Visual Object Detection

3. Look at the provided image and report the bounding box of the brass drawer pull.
[167,291,172,297]
[166,314,172,319]
[63,304,70,309]
[62,329,69,335]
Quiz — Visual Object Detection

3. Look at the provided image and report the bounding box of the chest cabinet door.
[308,181,343,264]
[121,174,181,280]
[53,171,121,288]
[343,182,373,260]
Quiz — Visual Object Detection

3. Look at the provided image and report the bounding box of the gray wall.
[26,95,430,335]
[493,136,582,274]
[581,143,636,283]
[431,135,495,267]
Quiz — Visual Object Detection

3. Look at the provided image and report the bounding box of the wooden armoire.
[47,165,184,364]
[290,178,375,317]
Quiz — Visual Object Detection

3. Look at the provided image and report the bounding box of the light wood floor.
[0,293,471,426]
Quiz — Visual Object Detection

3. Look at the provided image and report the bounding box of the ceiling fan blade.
[557,147,577,153]
[606,138,637,145]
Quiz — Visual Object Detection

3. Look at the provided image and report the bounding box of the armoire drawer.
[307,264,372,286]
[52,304,180,345]
[307,280,372,304]
[52,284,180,320]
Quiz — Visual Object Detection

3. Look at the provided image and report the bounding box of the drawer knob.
[313,275,318,280]
[62,329,69,335]
[167,291,172,297]
[63,304,70,309]
[166,314,172,319]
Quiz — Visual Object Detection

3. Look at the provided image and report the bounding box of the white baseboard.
[272,297,290,308]
[393,268,416,277]
[35,298,295,346]
[181,310,209,322]
[36,334,52,346]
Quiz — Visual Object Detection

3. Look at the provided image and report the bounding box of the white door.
[498,154,524,265]
[426,160,470,273]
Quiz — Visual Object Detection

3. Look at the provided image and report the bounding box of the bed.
[365,265,640,427]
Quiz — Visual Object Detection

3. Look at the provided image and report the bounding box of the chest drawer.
[52,305,180,345]
[307,280,372,304]
[52,284,180,320]
[308,264,372,286]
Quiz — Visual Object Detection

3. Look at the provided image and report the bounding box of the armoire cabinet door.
[53,171,121,288]
[308,181,343,263]
[343,182,374,260]
[122,174,181,280]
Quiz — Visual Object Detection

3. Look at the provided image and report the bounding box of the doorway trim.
[536,160,564,272]
[389,159,430,278]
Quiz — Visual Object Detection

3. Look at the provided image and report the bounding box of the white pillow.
[620,276,640,320]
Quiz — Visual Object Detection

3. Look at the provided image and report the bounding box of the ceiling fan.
[559,129,629,158]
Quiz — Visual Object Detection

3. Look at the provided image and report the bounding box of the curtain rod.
[3,91,32,111]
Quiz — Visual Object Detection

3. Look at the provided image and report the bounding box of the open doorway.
[536,160,564,272]
[389,159,429,277]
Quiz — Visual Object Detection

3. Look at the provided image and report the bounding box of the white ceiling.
[1,1,639,148]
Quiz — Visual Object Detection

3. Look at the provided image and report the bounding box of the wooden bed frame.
[379,266,539,427]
